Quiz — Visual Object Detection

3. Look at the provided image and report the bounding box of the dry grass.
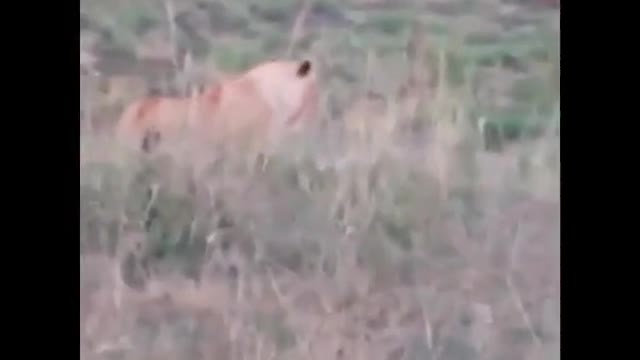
[80,82,559,360]
[80,1,559,359]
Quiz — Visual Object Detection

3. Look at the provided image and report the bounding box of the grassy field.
[80,0,560,359]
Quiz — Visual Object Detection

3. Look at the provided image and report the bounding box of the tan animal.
[200,59,319,154]
[115,59,320,153]
[115,92,203,151]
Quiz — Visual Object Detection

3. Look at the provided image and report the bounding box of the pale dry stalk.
[285,0,312,57]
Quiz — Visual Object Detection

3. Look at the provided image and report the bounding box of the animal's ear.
[296,60,312,78]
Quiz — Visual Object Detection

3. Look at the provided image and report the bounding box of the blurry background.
[80,0,560,359]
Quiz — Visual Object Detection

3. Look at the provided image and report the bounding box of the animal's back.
[115,95,192,149]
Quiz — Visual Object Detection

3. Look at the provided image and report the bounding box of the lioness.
[115,59,319,153]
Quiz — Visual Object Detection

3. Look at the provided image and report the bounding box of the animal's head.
[288,59,319,127]
[234,58,320,130]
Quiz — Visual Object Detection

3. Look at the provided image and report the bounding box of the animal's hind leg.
[141,129,162,153]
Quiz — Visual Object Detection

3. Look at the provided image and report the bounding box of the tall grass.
[80,1,559,359]
[80,76,558,360]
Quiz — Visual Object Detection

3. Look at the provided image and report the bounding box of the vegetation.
[80,0,560,359]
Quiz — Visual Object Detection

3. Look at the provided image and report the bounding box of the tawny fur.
[115,59,320,152]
